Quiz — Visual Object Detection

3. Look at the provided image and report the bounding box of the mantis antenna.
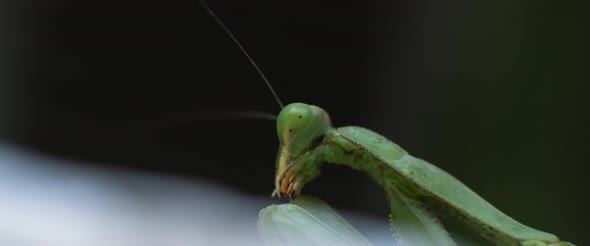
[197,0,284,109]
[141,110,277,132]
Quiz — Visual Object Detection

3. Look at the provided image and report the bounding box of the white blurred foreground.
[0,142,392,246]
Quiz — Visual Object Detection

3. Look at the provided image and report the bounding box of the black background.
[2,0,588,244]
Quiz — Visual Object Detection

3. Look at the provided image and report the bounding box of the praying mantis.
[197,1,575,245]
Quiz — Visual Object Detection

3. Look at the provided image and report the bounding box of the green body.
[328,126,558,245]
[273,103,572,245]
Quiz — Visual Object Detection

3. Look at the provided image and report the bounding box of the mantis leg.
[387,185,456,246]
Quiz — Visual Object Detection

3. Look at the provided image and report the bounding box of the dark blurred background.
[1,0,588,244]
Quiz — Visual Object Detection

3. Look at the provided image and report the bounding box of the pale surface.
[0,142,392,246]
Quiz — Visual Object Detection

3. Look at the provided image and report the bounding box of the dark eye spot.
[289,129,292,132]
[299,115,302,119]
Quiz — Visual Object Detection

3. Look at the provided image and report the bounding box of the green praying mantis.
[197,1,574,245]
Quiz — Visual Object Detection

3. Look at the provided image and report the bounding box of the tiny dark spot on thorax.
[289,129,292,132]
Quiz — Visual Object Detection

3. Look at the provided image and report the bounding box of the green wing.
[338,126,561,245]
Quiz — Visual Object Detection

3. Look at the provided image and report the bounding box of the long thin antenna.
[197,0,284,109]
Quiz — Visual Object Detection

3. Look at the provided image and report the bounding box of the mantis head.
[273,102,331,199]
